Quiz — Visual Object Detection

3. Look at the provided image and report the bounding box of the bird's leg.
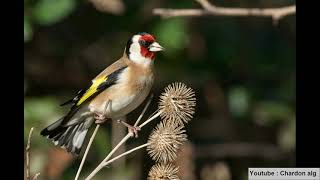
[94,101,110,124]
[117,120,141,138]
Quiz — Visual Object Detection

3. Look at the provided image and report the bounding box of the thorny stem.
[102,143,150,167]
[75,124,100,180]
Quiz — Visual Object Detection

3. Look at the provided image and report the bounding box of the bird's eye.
[139,40,152,48]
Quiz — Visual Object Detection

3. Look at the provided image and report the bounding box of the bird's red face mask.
[138,34,164,60]
[126,32,164,65]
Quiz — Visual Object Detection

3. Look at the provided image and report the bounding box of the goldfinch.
[41,32,164,155]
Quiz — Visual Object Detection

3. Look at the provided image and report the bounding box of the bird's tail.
[40,111,94,155]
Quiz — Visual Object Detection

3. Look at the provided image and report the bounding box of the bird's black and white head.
[126,32,164,66]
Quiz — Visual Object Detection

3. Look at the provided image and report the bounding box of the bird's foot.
[94,113,107,124]
[117,120,141,138]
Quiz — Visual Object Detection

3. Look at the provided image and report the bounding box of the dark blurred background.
[24,0,296,179]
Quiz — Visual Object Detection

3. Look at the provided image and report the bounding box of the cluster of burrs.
[147,82,196,180]
[83,82,196,180]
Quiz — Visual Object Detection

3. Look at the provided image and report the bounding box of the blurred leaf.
[278,117,296,151]
[228,87,250,117]
[24,126,51,149]
[253,101,293,126]
[24,16,33,42]
[24,97,63,149]
[201,162,231,180]
[30,150,46,176]
[89,0,125,15]
[24,79,28,94]
[94,128,111,158]
[45,148,74,179]
[153,18,189,56]
[24,97,63,125]
[32,0,76,25]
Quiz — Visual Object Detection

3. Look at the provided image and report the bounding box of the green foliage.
[24,16,33,42]
[253,101,294,126]
[32,0,76,25]
[228,87,250,118]
[24,97,63,124]
[94,128,111,158]
[278,117,296,151]
[153,18,189,56]
[24,97,64,147]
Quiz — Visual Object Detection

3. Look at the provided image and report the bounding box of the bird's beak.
[149,42,164,52]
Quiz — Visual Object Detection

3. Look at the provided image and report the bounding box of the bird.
[40,32,164,155]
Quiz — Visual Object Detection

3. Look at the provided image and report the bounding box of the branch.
[153,0,296,24]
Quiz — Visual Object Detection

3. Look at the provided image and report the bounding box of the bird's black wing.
[60,66,127,109]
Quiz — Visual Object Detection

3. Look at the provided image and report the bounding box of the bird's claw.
[128,126,140,138]
[94,113,107,124]
[118,120,140,138]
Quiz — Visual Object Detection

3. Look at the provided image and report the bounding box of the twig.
[85,134,131,180]
[25,127,41,180]
[26,127,34,180]
[137,110,162,128]
[153,0,296,24]
[75,124,100,180]
[102,143,149,167]
[85,101,162,180]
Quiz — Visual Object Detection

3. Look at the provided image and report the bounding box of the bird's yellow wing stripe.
[76,76,108,106]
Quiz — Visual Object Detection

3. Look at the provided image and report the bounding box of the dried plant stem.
[103,143,150,167]
[75,124,100,180]
[138,111,162,128]
[26,127,34,180]
[25,127,40,180]
[85,106,162,180]
[85,133,131,180]
[153,0,295,24]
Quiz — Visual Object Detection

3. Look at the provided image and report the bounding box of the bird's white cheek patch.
[130,41,141,55]
[132,35,140,42]
[129,36,153,66]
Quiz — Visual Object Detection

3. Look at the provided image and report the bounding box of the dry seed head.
[147,121,187,163]
[148,163,180,180]
[159,82,196,125]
